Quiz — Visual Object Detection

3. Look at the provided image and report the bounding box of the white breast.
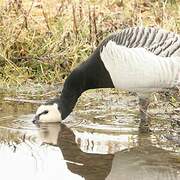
[100,41,180,92]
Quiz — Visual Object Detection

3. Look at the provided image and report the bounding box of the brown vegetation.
[0,0,179,85]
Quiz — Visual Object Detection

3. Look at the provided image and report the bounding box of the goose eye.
[43,110,49,114]
[39,110,49,116]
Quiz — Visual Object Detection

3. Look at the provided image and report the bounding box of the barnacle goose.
[33,27,180,132]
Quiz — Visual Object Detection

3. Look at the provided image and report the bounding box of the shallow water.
[0,89,180,180]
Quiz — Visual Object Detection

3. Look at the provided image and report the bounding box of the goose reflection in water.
[39,123,114,180]
[38,123,180,180]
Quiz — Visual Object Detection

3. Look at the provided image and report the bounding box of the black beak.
[32,115,39,124]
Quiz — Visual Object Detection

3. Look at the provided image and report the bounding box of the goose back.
[100,27,180,57]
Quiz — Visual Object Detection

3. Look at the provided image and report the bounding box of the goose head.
[33,103,62,123]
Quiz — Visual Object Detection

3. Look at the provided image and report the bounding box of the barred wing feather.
[101,27,180,58]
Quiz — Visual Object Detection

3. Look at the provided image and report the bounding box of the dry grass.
[0,0,180,86]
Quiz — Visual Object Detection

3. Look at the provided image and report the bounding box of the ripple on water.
[0,90,179,180]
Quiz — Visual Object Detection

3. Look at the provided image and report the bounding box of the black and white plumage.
[33,27,180,131]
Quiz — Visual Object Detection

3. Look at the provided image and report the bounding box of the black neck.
[56,49,114,120]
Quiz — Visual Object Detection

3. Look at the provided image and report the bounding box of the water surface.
[0,89,179,180]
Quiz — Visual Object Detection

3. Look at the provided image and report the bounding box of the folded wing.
[100,41,180,92]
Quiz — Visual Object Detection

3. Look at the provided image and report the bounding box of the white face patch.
[35,103,62,123]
